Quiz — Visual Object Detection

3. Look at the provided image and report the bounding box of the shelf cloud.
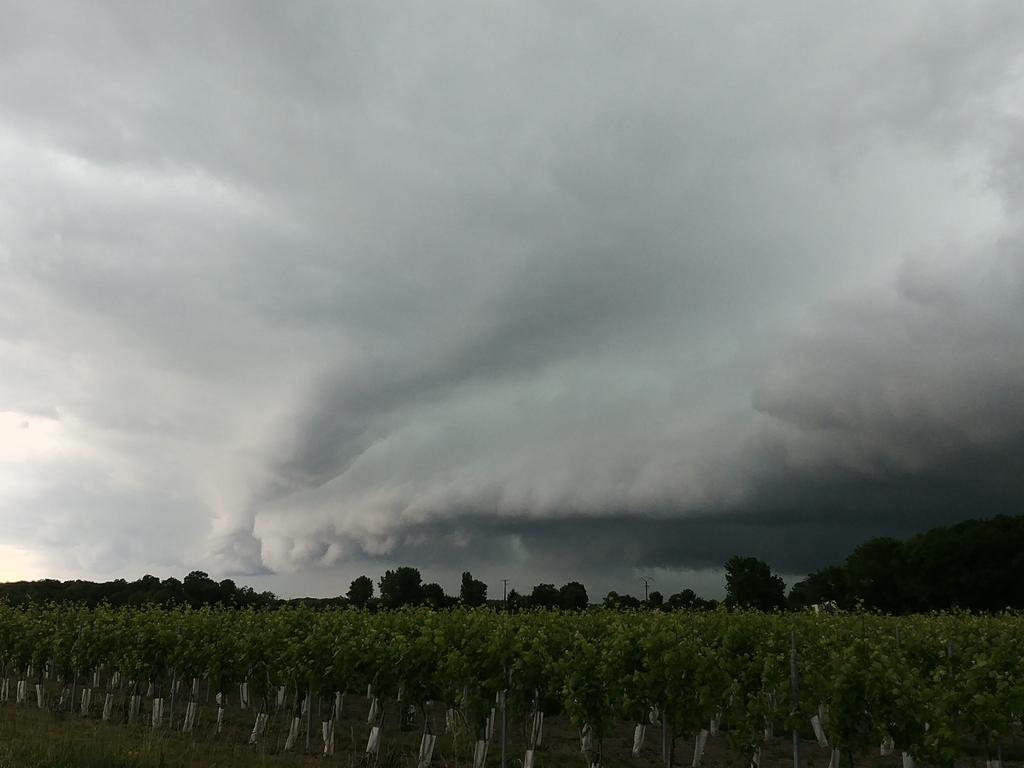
[1,1,1022,594]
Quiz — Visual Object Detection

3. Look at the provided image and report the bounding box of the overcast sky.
[1,2,1023,599]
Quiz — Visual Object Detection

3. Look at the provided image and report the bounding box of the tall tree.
[347,575,374,607]
[845,538,910,613]
[379,567,423,608]
[530,583,560,608]
[421,582,447,609]
[788,566,848,610]
[459,571,488,607]
[558,581,589,610]
[724,556,785,611]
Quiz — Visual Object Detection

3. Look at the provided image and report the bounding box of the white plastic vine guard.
[881,736,895,756]
[692,728,708,767]
[366,725,382,755]
[472,739,489,768]
[902,753,915,768]
[811,714,829,747]
[581,723,593,753]
[248,712,268,744]
[417,732,437,768]
[632,724,645,757]
[368,696,380,724]
[284,716,300,751]
[530,710,544,747]
[827,748,841,768]
[322,718,335,756]
[524,749,535,768]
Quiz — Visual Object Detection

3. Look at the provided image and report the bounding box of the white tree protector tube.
[191,677,199,698]
[247,712,264,744]
[366,725,382,755]
[827,748,841,768]
[111,671,120,688]
[93,670,100,688]
[102,693,114,721]
[692,728,709,767]
[0,678,8,702]
[810,714,829,747]
[239,681,249,709]
[902,753,915,768]
[182,700,196,733]
[36,683,45,709]
[987,760,1003,768]
[632,724,646,757]
[445,708,457,734]
[486,708,496,741]
[881,736,895,756]
[284,716,301,751]
[322,718,335,756]
[531,711,544,747]
[146,682,153,697]
[129,694,141,722]
[472,739,489,768]
[367,696,380,724]
[524,749,535,768]
[709,713,719,736]
[763,720,774,741]
[366,683,373,698]
[334,691,343,723]
[216,706,224,734]
[277,686,286,707]
[215,691,222,705]
[301,692,309,716]
[417,732,437,768]
[750,747,761,768]
[649,705,661,726]
[16,680,26,704]
[152,697,164,728]
[581,723,594,753]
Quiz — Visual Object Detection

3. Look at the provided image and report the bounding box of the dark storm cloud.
[1,1,1023,586]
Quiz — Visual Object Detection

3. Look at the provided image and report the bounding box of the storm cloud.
[1,1,1022,595]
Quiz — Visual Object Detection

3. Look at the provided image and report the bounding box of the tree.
[666,589,699,610]
[379,567,423,608]
[459,571,488,607]
[603,591,642,609]
[183,570,220,608]
[421,582,447,609]
[530,583,560,608]
[347,575,374,608]
[844,538,910,614]
[506,589,524,611]
[788,566,848,611]
[647,590,664,608]
[558,581,589,610]
[724,556,785,611]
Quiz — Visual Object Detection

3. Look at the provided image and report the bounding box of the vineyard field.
[0,605,1021,768]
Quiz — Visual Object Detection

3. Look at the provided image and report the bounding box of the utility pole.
[640,576,654,603]
[502,579,509,605]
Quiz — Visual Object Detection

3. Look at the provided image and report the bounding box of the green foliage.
[459,572,487,607]
[347,575,374,607]
[724,556,786,611]
[378,567,423,609]
[0,600,1021,767]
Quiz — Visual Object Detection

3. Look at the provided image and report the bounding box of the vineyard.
[0,605,1021,768]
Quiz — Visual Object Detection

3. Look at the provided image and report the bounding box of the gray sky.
[1,1,1023,599]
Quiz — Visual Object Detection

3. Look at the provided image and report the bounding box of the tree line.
[0,514,1020,613]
